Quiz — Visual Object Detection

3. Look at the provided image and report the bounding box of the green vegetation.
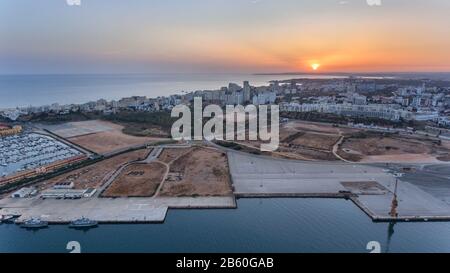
[347,131,398,139]
[281,111,428,129]
[19,111,98,124]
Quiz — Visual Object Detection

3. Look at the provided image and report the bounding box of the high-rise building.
[243,81,251,103]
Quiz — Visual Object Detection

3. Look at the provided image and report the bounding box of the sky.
[1,0,450,74]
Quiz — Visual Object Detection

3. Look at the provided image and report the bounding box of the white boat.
[69,217,98,229]
[21,218,48,229]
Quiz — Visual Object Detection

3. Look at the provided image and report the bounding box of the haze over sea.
[2,72,450,109]
[0,73,291,109]
[0,73,349,109]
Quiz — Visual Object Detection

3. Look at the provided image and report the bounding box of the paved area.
[228,151,391,195]
[398,164,450,205]
[0,196,236,223]
[227,151,450,221]
[38,120,115,138]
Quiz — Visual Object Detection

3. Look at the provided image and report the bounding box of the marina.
[0,133,82,179]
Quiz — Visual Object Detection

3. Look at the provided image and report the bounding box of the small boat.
[1,215,16,223]
[20,218,48,229]
[69,217,98,229]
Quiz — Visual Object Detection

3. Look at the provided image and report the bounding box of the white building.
[252,91,276,105]
[11,187,37,198]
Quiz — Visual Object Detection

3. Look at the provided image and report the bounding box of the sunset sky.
[1,0,450,74]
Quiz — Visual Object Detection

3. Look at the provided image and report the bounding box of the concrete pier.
[228,151,450,222]
[0,196,236,224]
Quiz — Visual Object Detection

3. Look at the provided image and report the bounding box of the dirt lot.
[102,162,167,197]
[158,148,194,164]
[275,122,342,161]
[160,147,232,197]
[286,132,340,150]
[281,120,358,135]
[339,132,450,163]
[40,149,150,190]
[68,122,166,154]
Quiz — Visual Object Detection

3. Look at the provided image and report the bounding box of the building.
[280,102,413,121]
[252,91,276,105]
[243,81,251,103]
[11,187,37,198]
[83,188,97,198]
[53,181,75,189]
[41,188,96,199]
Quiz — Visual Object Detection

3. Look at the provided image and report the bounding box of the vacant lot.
[339,132,450,163]
[287,132,340,151]
[160,147,232,197]
[67,121,166,154]
[41,149,151,190]
[158,148,194,164]
[276,122,342,161]
[102,162,167,197]
[281,120,358,135]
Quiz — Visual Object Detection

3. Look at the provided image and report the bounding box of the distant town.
[1,76,450,129]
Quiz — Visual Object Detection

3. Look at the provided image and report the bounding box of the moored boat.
[1,215,16,223]
[20,218,48,229]
[69,217,98,229]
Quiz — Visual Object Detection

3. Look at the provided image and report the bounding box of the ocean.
[0,73,347,109]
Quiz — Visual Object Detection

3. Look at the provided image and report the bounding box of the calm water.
[0,73,347,108]
[1,198,450,253]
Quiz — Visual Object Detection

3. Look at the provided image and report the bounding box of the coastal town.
[1,76,450,228]
[2,76,450,127]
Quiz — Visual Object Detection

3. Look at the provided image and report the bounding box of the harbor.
[0,196,237,224]
[227,151,450,222]
[2,148,450,224]
[0,132,83,180]
[2,198,450,253]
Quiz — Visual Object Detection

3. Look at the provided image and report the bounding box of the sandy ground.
[40,149,150,190]
[102,162,167,197]
[228,121,342,161]
[339,134,450,163]
[160,147,232,197]
[288,132,340,150]
[68,122,166,154]
[276,122,342,161]
[158,148,194,164]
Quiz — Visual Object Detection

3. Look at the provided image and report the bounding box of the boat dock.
[0,196,237,224]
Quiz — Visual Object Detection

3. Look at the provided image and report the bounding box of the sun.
[311,63,321,71]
